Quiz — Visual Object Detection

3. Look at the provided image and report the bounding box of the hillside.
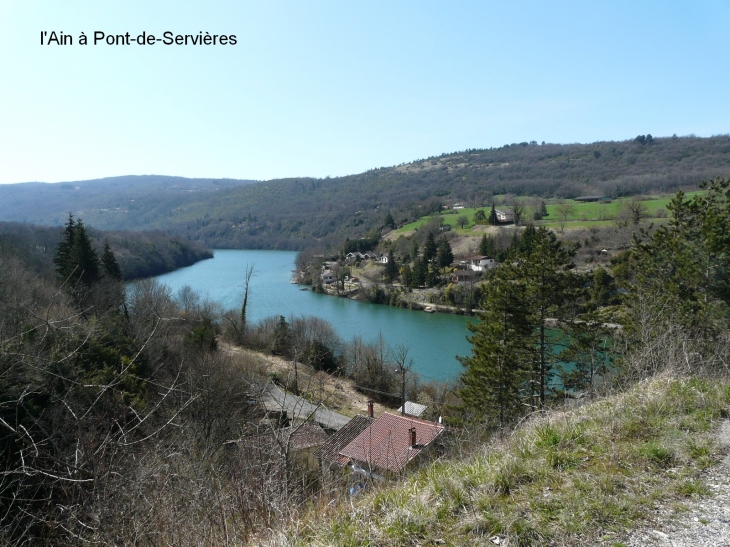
[266,375,730,547]
[1,135,729,250]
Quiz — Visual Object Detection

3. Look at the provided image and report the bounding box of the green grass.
[274,375,730,547]
[394,192,705,235]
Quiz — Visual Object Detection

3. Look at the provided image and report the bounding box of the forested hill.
[0,222,212,280]
[0,175,255,228]
[1,135,729,250]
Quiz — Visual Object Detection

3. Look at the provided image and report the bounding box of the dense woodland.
[0,220,212,280]
[1,135,729,251]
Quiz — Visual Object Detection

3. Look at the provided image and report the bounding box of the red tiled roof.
[339,412,444,472]
[312,415,375,466]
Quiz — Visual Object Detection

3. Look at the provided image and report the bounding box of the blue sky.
[1,1,728,184]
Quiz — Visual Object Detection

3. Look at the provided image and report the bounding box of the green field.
[395,192,702,235]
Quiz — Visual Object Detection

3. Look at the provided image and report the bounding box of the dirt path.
[621,420,730,546]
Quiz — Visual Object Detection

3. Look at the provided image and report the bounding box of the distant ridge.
[1,135,729,250]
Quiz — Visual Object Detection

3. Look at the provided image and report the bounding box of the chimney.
[410,427,417,448]
[367,400,374,418]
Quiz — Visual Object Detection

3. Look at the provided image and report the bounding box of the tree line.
[456,178,730,429]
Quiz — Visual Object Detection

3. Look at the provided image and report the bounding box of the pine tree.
[101,240,122,281]
[71,219,100,287]
[458,264,532,426]
[384,250,399,284]
[54,213,77,283]
[516,227,574,407]
[400,263,413,288]
[436,238,454,270]
[479,234,496,257]
[424,232,437,262]
[488,203,498,226]
[384,212,396,229]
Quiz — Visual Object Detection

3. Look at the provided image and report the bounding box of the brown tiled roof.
[313,415,375,466]
[230,423,328,453]
[339,412,445,473]
[287,423,329,450]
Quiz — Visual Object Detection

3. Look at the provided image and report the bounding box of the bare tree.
[627,199,648,225]
[241,262,255,334]
[556,201,575,233]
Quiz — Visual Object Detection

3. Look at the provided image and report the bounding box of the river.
[152,249,474,382]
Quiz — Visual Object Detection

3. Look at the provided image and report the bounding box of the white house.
[461,255,497,272]
[495,209,514,223]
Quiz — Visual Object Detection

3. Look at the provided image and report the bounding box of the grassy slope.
[396,192,703,236]
[272,375,730,547]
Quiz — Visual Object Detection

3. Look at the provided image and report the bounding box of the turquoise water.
[152,249,474,382]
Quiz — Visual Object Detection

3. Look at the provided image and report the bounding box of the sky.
[1,1,729,184]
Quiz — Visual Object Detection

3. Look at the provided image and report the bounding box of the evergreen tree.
[384,250,399,284]
[400,263,413,288]
[384,212,396,229]
[626,178,730,332]
[479,233,496,257]
[71,219,100,287]
[488,203,498,226]
[272,316,291,356]
[473,209,487,224]
[411,256,427,288]
[436,238,454,270]
[54,213,77,283]
[411,239,419,260]
[424,232,437,262]
[458,264,532,426]
[101,240,123,281]
[559,314,610,395]
[516,227,574,407]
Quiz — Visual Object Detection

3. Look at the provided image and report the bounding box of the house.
[314,414,376,469]
[225,422,329,475]
[321,272,335,284]
[378,254,389,264]
[396,401,428,418]
[495,209,514,223]
[338,412,445,475]
[461,255,497,272]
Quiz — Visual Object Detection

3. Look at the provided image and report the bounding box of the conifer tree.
[479,233,496,257]
[71,219,100,287]
[424,232,437,262]
[54,213,77,283]
[384,250,398,284]
[101,240,123,281]
[436,238,454,270]
[458,264,532,426]
[400,263,413,288]
[516,226,574,407]
[488,203,498,225]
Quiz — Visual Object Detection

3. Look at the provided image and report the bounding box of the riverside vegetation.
[1,170,729,545]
